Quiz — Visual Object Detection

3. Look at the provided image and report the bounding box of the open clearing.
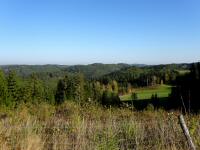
[120,84,172,101]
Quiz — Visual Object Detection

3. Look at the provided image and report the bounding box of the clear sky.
[0,0,199,65]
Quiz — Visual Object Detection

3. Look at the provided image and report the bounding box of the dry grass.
[0,102,200,150]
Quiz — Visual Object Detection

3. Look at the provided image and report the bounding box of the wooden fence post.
[179,115,196,150]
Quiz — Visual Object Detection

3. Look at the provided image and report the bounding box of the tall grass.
[0,102,199,150]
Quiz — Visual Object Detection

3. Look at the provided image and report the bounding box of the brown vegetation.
[0,102,199,150]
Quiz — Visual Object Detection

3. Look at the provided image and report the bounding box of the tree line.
[0,70,121,107]
[97,66,180,95]
[170,62,200,112]
[0,62,199,111]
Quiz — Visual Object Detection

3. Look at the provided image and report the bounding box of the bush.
[101,91,121,106]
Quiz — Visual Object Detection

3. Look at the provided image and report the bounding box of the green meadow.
[120,84,172,101]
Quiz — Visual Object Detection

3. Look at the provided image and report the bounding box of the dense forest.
[0,63,130,78]
[0,62,198,111]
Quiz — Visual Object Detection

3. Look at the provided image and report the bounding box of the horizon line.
[0,62,196,66]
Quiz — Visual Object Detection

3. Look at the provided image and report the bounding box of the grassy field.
[0,102,200,150]
[120,84,172,101]
[176,69,190,75]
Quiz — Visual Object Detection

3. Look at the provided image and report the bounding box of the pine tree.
[29,73,44,103]
[43,85,55,104]
[55,79,66,104]
[0,70,8,105]
[63,74,73,100]
[101,90,120,106]
[93,81,103,103]
[112,80,119,94]
[73,73,85,102]
[7,71,18,104]
[17,85,31,103]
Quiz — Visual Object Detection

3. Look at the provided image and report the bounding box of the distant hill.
[0,63,132,78]
[0,63,191,80]
[117,63,190,74]
[98,63,191,85]
[65,63,130,78]
[0,65,68,77]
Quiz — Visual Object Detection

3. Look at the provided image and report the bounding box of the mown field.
[120,84,172,101]
[0,102,200,150]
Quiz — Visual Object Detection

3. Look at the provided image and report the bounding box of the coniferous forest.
[0,63,197,109]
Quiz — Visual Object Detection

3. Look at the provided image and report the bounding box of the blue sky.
[0,0,200,65]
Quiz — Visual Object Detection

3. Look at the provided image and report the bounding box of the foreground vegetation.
[0,102,200,150]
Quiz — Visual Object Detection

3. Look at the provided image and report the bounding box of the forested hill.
[0,63,191,80]
[98,63,191,86]
[0,65,67,78]
[66,63,130,78]
[0,63,131,78]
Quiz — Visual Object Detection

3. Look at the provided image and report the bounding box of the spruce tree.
[0,70,7,105]
[73,73,85,102]
[17,85,31,103]
[7,70,18,104]
[55,79,66,104]
[93,81,103,103]
[63,74,73,99]
[29,73,44,103]
[112,80,119,94]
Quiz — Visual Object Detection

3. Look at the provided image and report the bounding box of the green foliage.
[0,65,67,77]
[17,85,31,103]
[92,82,103,103]
[55,73,88,104]
[0,63,194,109]
[102,90,120,106]
[131,92,138,100]
[55,79,66,104]
[111,80,119,94]
[43,85,55,104]
[99,64,189,91]
[73,74,85,102]
[0,70,8,105]
[7,71,19,104]
[120,84,172,101]
[171,62,200,111]
[0,63,129,79]
[66,63,130,78]
[29,73,45,103]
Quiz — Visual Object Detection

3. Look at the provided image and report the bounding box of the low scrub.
[0,102,199,150]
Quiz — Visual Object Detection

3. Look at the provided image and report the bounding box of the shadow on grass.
[122,97,173,111]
